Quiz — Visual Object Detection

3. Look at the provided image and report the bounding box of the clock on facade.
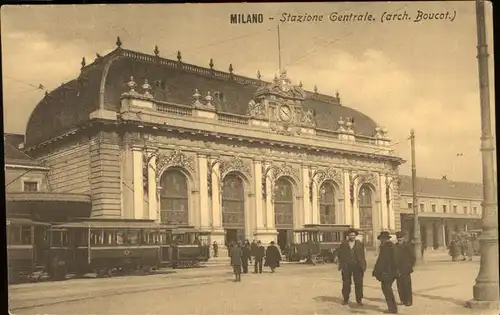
[280,80,290,92]
[279,105,292,122]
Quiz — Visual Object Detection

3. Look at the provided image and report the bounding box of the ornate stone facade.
[23,44,404,249]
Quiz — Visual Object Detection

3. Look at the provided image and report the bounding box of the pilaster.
[265,167,275,229]
[210,161,222,230]
[198,154,210,229]
[311,180,320,224]
[132,147,144,220]
[302,166,312,225]
[379,174,388,230]
[253,159,265,230]
[387,179,396,231]
[343,171,352,226]
[147,154,158,222]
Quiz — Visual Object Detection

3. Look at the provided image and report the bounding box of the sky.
[1,2,495,183]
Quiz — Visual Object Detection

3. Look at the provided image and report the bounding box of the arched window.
[221,174,245,228]
[358,184,373,246]
[319,182,336,224]
[160,169,189,224]
[274,177,294,228]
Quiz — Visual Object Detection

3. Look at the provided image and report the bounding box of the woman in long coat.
[449,238,461,261]
[265,241,281,273]
[466,235,474,261]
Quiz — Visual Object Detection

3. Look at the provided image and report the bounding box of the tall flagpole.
[277,25,282,72]
[465,0,499,309]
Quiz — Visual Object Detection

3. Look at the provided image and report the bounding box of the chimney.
[442,175,448,180]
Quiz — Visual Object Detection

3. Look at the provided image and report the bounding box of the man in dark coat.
[395,231,415,307]
[250,240,258,263]
[230,242,243,282]
[212,241,218,258]
[242,240,251,273]
[373,231,399,314]
[254,240,265,274]
[265,241,281,272]
[336,228,366,306]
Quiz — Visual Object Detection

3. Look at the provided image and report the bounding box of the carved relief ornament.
[274,163,300,182]
[314,167,343,187]
[156,150,195,179]
[355,172,379,188]
[220,156,251,179]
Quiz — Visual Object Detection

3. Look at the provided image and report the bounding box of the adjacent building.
[18,38,405,250]
[398,175,483,251]
[4,136,91,222]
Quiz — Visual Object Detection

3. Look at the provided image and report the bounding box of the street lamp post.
[410,130,423,265]
[465,0,499,309]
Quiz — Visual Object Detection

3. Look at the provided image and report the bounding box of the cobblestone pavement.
[9,258,498,315]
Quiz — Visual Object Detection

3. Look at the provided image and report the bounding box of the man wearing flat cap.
[395,231,415,307]
[336,228,367,306]
[373,231,399,314]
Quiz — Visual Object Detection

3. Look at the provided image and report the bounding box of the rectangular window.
[453,205,458,213]
[463,206,468,214]
[443,205,447,213]
[431,204,436,212]
[473,207,478,214]
[420,204,425,212]
[408,202,413,209]
[23,181,39,192]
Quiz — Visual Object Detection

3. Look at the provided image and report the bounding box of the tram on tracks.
[7,217,211,283]
[290,224,351,263]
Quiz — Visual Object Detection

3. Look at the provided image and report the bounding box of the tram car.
[46,218,166,278]
[170,226,210,268]
[7,217,50,283]
[290,224,351,263]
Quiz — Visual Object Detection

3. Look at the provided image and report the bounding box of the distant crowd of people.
[448,232,476,262]
[212,239,282,282]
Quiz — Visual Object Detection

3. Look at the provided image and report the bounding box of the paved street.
[9,255,497,315]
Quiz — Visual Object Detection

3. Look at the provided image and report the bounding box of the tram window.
[73,230,88,246]
[8,226,21,245]
[102,229,114,245]
[160,232,172,245]
[127,230,140,245]
[115,231,125,245]
[90,231,104,246]
[21,226,32,244]
[143,230,159,245]
[172,234,185,244]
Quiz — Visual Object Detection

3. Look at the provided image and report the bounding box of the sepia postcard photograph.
[1,1,498,314]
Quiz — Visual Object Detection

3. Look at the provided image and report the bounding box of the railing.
[217,112,249,125]
[316,128,340,138]
[154,102,193,116]
[355,135,378,145]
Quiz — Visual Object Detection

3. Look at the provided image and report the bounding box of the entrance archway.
[274,177,294,251]
[319,182,336,224]
[160,168,189,224]
[358,184,374,247]
[221,173,245,245]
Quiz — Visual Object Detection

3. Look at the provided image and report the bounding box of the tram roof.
[50,219,166,230]
[295,224,351,233]
[6,217,51,226]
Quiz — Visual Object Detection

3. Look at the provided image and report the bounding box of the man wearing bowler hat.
[336,228,366,306]
[395,231,415,306]
[373,231,399,314]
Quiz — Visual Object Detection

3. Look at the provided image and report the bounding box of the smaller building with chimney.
[398,175,482,251]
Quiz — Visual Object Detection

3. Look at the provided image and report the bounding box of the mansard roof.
[25,45,379,148]
[398,175,483,200]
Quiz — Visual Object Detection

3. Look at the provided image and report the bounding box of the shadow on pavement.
[414,292,468,307]
[314,296,384,313]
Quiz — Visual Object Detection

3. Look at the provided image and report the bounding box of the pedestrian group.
[336,228,416,314]
[228,239,281,282]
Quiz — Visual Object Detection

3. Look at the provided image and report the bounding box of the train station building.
[19,39,404,250]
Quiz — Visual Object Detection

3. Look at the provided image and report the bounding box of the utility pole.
[410,129,423,265]
[466,0,499,309]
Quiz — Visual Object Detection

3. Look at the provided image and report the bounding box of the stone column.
[352,181,360,229]
[379,174,388,230]
[198,154,210,230]
[265,167,275,229]
[302,165,312,225]
[132,147,144,220]
[387,181,396,231]
[253,159,265,231]
[343,171,352,225]
[436,220,445,249]
[426,223,433,249]
[442,219,449,249]
[210,161,223,229]
[311,181,320,224]
[147,154,158,222]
